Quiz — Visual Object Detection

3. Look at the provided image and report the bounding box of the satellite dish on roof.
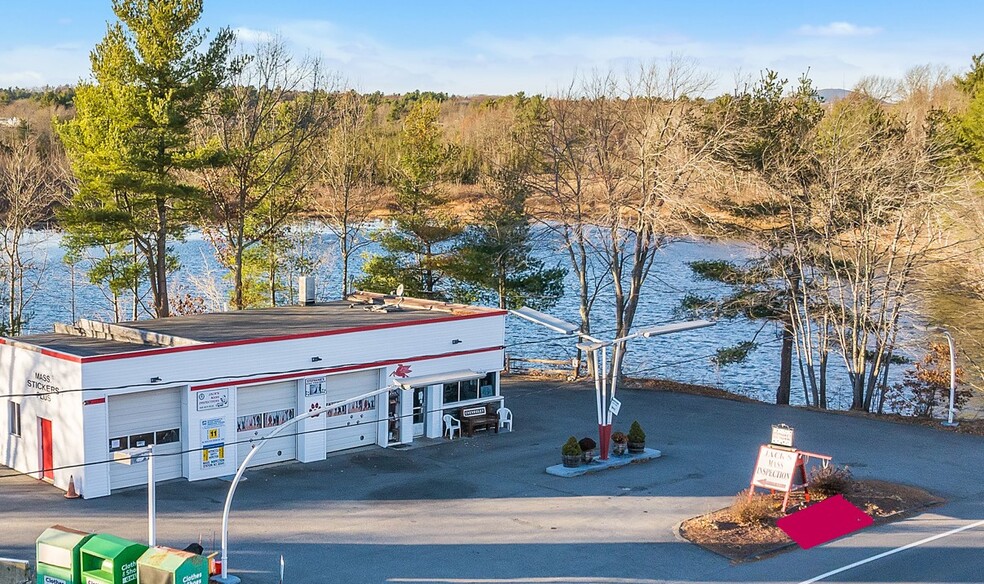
[395,284,405,297]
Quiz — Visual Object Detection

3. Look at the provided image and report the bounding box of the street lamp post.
[512,307,715,459]
[112,445,155,546]
[214,383,411,584]
[916,324,959,427]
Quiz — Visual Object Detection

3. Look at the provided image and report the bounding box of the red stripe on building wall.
[83,397,106,406]
[189,345,504,391]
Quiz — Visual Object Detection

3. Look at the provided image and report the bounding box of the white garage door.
[237,381,297,468]
[324,369,382,453]
[108,388,183,490]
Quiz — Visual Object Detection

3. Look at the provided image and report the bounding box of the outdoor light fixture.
[311,356,322,362]
[218,368,486,584]
[636,320,717,338]
[150,377,162,383]
[512,306,716,460]
[451,339,463,345]
[510,307,584,336]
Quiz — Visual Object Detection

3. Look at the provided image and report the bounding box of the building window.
[8,401,21,436]
[443,372,498,404]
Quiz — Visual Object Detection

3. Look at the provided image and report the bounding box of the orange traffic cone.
[64,475,80,499]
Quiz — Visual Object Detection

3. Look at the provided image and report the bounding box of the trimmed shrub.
[562,436,582,456]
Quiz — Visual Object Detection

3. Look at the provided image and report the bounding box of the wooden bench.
[459,405,499,437]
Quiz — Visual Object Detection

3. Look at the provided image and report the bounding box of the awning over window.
[395,370,484,389]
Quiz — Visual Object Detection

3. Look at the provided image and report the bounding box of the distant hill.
[817,88,851,103]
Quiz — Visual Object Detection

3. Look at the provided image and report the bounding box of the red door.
[40,418,53,480]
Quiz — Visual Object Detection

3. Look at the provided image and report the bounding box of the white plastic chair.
[497,407,513,432]
[443,414,461,440]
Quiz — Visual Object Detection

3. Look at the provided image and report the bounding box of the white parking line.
[798,518,984,584]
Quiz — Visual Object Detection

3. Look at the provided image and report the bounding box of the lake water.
[9,227,979,415]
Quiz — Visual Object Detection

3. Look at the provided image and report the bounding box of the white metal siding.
[237,381,297,467]
[108,388,182,490]
[324,369,381,453]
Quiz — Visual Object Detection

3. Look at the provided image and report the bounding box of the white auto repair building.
[1,292,505,498]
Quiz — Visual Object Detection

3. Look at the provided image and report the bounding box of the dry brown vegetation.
[680,480,945,561]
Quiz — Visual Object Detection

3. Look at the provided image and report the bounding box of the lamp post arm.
[944,332,957,426]
[219,384,399,582]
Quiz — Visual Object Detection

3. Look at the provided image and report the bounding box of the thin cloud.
[797,22,882,37]
[233,27,275,44]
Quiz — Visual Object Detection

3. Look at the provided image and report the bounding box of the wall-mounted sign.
[196,388,229,411]
[202,444,225,469]
[608,397,621,416]
[771,424,794,448]
[201,417,226,470]
[751,445,799,491]
[201,417,226,444]
[305,377,326,396]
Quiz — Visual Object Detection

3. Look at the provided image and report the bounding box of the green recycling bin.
[136,547,208,584]
[36,525,94,584]
[78,534,147,584]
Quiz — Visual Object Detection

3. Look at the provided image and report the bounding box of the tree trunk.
[819,352,828,409]
[776,322,793,405]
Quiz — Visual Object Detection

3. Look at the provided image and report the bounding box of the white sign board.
[201,417,226,444]
[771,424,794,447]
[196,388,229,411]
[608,397,621,416]
[305,377,326,396]
[750,445,798,491]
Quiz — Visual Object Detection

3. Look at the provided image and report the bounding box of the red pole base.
[598,423,613,460]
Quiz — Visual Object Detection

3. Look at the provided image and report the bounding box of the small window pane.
[8,402,21,436]
[129,432,154,448]
[461,379,478,401]
[480,372,496,397]
[155,428,180,445]
[109,436,129,452]
[443,383,459,403]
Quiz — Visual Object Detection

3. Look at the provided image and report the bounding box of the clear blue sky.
[3,1,982,95]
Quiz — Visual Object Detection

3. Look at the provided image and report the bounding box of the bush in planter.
[627,420,646,453]
[562,436,582,467]
[578,437,597,462]
[611,431,628,455]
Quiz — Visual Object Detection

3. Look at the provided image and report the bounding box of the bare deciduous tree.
[312,90,384,296]
[0,123,68,334]
[194,38,335,309]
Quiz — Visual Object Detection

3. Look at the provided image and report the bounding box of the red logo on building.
[391,364,412,378]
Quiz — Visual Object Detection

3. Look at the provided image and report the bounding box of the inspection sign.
[750,444,798,491]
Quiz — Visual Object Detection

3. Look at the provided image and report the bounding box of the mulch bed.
[679,479,945,562]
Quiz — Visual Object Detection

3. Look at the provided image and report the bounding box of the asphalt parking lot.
[2,377,983,583]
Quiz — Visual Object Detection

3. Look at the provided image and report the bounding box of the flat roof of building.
[3,294,503,359]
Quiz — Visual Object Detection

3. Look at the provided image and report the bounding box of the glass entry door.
[412,387,425,436]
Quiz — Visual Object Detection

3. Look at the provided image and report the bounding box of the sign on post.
[771,424,794,448]
[608,397,621,416]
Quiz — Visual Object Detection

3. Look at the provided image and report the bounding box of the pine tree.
[56,0,233,317]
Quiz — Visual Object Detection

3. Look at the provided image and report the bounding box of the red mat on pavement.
[777,494,873,549]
